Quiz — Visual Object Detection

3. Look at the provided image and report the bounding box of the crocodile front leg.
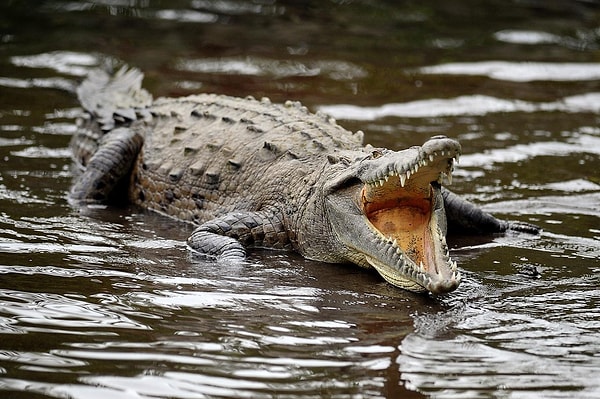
[442,187,540,234]
[187,210,290,261]
[70,127,143,203]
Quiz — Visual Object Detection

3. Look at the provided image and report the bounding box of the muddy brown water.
[1,1,599,398]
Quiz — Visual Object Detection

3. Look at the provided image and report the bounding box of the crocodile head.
[324,136,462,294]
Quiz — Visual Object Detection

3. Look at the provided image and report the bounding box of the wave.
[319,92,600,120]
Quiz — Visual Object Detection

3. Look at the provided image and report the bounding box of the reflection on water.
[419,61,600,82]
[320,92,600,119]
[177,57,367,80]
[494,28,600,50]
[1,0,599,398]
[400,272,600,398]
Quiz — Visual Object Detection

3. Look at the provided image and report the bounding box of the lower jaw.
[365,256,427,293]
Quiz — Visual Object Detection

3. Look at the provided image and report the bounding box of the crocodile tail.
[77,65,153,131]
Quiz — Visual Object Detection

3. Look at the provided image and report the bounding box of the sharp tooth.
[406,170,411,179]
[392,238,397,247]
[441,150,446,156]
[400,173,406,187]
[414,164,419,173]
[447,171,453,185]
[387,245,396,256]
[455,153,460,164]
[429,154,435,162]
[385,175,389,182]
[419,261,425,271]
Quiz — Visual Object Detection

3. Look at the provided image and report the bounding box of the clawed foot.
[506,221,541,235]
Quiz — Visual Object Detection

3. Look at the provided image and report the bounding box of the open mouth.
[361,145,461,293]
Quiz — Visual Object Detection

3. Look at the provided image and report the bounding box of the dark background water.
[1,1,599,398]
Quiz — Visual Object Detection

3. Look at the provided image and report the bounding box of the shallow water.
[1,1,599,398]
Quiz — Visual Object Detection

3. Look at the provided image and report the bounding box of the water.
[1,1,599,398]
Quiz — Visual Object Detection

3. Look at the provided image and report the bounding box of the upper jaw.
[361,135,461,190]
[326,136,462,294]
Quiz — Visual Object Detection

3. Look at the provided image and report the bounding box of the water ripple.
[0,289,150,334]
[399,268,600,398]
[418,61,600,82]
[127,288,321,313]
[458,130,600,168]
[10,51,100,77]
[319,92,600,120]
[177,57,367,80]
[0,76,76,91]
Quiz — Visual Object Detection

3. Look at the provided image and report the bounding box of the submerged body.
[71,67,538,294]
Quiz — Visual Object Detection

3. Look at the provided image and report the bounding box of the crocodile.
[70,66,539,294]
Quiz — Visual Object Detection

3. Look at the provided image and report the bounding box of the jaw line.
[364,255,428,293]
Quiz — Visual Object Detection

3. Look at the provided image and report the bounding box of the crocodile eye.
[371,150,383,159]
[327,154,352,165]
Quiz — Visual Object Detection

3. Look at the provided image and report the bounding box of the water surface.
[1,1,599,398]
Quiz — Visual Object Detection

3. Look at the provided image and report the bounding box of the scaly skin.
[70,67,539,295]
